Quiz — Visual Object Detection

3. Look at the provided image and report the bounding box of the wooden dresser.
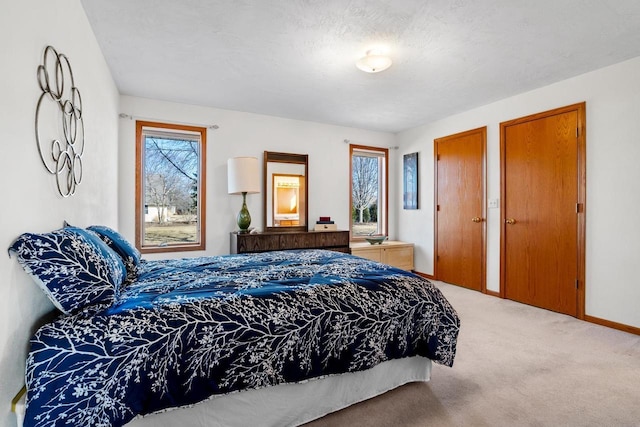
[230,230,350,254]
[350,241,414,271]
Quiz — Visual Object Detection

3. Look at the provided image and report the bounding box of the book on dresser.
[230,230,350,254]
[314,217,337,231]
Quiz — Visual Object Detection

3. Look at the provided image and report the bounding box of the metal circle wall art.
[35,45,84,197]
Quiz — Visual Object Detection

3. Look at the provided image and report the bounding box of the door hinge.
[576,127,579,138]
[437,154,440,161]
[437,204,440,211]
[576,203,583,213]
[576,279,579,289]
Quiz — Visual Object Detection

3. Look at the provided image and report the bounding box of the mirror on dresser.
[263,151,308,232]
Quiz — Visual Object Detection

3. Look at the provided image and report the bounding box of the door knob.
[505,218,516,225]
[472,217,482,223]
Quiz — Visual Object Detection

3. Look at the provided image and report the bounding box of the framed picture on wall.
[403,152,418,209]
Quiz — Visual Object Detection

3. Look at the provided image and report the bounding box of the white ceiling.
[81,0,640,133]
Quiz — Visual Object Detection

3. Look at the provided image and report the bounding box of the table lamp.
[227,157,260,232]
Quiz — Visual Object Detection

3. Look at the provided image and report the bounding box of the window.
[136,121,206,253]
[350,144,388,239]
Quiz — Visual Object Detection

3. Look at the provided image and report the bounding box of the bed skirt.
[13,356,431,427]
[126,356,432,427]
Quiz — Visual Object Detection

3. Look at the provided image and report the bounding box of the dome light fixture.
[356,50,392,73]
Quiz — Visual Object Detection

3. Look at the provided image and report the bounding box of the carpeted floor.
[305,281,640,427]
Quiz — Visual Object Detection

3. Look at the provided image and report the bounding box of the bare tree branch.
[352,156,378,223]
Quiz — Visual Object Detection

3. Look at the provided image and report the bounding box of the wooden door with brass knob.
[500,103,586,317]
[435,127,486,292]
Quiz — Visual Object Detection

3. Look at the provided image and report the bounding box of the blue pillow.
[87,225,141,281]
[8,227,126,315]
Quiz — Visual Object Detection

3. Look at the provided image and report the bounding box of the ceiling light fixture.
[356,50,392,73]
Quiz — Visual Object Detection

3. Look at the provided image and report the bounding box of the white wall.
[0,1,120,426]
[397,56,640,329]
[118,96,397,259]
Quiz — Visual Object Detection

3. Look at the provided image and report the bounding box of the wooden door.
[435,127,486,292]
[500,103,586,317]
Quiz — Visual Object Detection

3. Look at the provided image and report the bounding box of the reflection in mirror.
[264,151,308,232]
[273,174,302,225]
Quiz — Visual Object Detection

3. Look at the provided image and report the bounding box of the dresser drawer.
[350,241,414,271]
[231,230,350,254]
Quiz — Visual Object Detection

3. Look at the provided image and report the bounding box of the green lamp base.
[237,192,252,233]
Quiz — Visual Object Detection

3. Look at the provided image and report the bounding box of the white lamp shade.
[228,157,260,194]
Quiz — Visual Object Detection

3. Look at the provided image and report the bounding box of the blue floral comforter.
[25,249,460,427]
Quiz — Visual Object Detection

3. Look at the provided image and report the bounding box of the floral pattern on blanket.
[25,250,460,427]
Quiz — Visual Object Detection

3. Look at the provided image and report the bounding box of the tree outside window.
[350,145,388,238]
[136,121,206,253]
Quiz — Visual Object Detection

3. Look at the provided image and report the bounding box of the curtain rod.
[343,139,398,150]
[118,113,219,130]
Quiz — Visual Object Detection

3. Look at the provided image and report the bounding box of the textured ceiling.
[81,0,640,133]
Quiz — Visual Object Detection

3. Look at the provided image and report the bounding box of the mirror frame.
[263,151,309,232]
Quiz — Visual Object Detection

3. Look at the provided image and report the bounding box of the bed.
[9,226,460,427]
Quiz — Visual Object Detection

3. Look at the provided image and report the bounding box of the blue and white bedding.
[19,248,459,427]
